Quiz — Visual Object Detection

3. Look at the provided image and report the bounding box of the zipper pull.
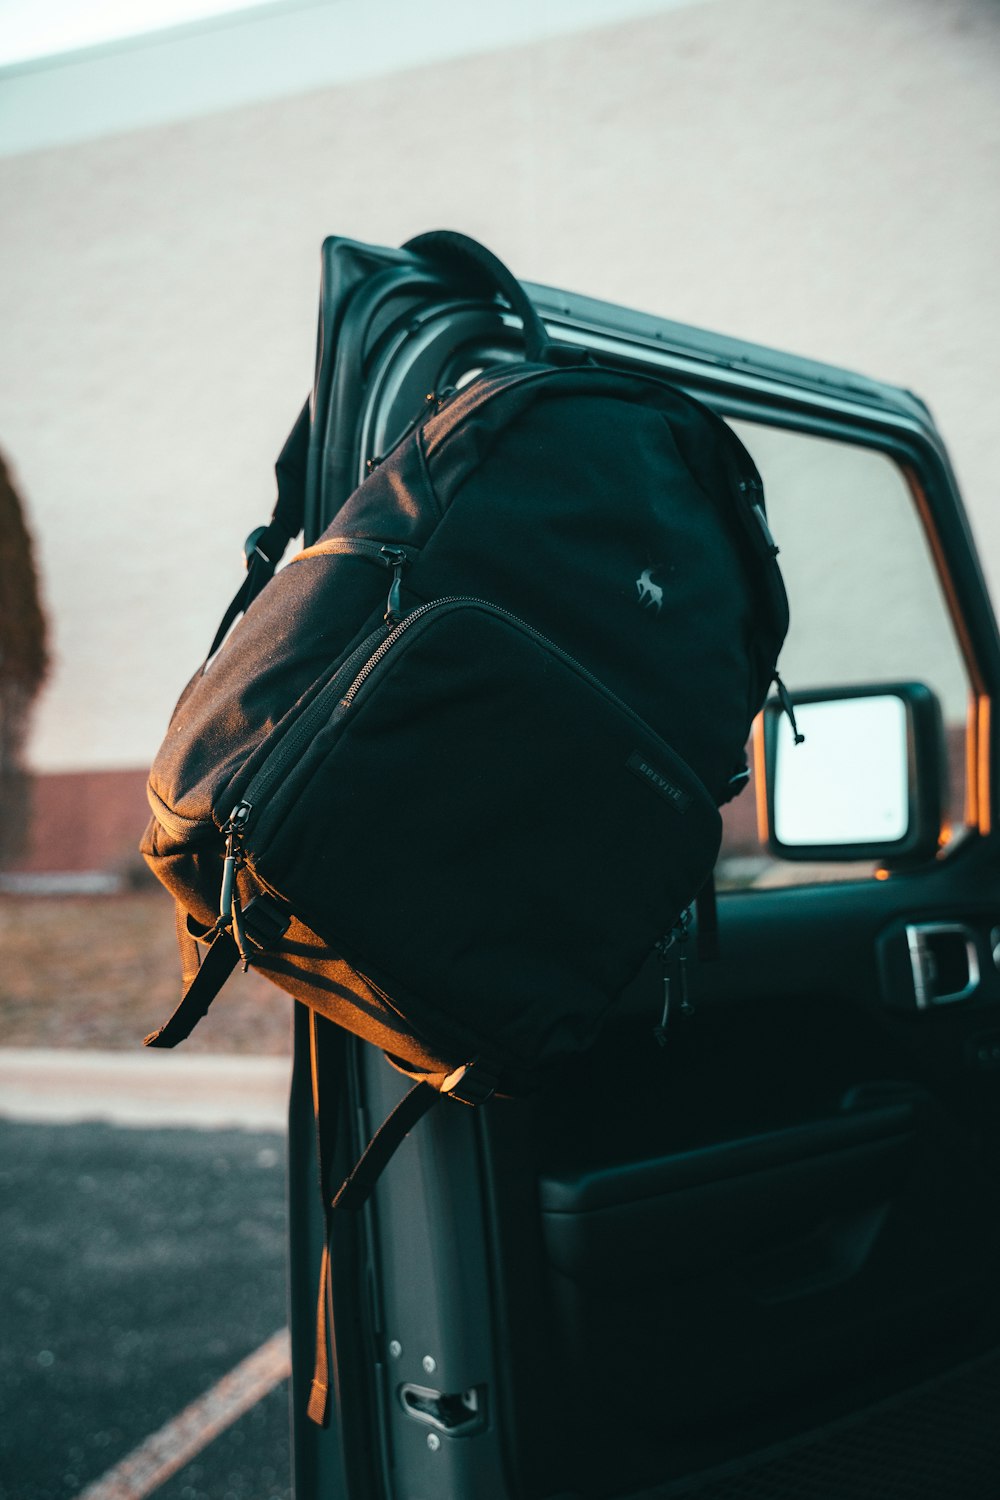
[223,802,251,853]
[380,546,408,625]
[653,908,693,1045]
[366,392,444,474]
[653,934,674,1047]
[232,895,251,972]
[773,672,805,745]
[676,940,692,1017]
[673,908,693,1018]
[740,478,780,558]
[219,803,253,968]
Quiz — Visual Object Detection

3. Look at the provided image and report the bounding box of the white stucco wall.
[1,0,997,772]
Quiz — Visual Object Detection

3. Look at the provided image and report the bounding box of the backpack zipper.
[291,536,417,573]
[422,364,787,640]
[292,539,410,621]
[220,599,718,986]
[423,360,762,497]
[212,543,415,832]
[334,596,705,778]
[365,389,452,471]
[300,541,411,623]
[232,595,714,832]
[331,601,720,1031]
[232,616,395,816]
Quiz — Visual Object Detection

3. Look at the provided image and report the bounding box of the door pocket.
[539,1101,919,1289]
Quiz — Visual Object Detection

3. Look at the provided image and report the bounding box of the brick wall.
[7,769,150,878]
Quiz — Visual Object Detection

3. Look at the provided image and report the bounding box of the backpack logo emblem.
[636,568,664,613]
[627,752,691,812]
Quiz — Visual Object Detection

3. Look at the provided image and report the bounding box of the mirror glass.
[773,694,909,848]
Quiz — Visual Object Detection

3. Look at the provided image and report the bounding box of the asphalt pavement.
[0,1053,295,1500]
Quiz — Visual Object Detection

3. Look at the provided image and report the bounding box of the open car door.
[287,235,1000,1500]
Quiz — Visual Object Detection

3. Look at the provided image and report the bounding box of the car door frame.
[287,235,1000,1500]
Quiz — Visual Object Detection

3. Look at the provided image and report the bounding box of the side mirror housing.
[756,682,945,866]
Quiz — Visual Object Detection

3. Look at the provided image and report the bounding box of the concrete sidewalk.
[0,1047,291,1130]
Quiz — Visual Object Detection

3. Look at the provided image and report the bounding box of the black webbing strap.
[330,1080,440,1212]
[305,1028,499,1426]
[206,398,311,662]
[175,902,202,989]
[306,1070,441,1426]
[307,1010,337,1428]
[306,1236,336,1428]
[143,927,240,1047]
[695,873,719,964]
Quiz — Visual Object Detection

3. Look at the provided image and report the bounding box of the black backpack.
[141,231,790,1191]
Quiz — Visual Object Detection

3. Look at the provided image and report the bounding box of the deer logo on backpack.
[636,568,664,613]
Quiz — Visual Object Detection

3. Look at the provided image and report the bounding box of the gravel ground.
[0,892,292,1054]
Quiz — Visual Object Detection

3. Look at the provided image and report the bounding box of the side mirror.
[756,682,945,865]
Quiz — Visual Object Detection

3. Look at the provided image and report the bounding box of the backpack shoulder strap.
[206,397,311,661]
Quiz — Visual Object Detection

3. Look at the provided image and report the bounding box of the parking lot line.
[74,1327,292,1500]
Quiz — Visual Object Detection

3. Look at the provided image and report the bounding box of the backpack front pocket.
[236,599,722,1072]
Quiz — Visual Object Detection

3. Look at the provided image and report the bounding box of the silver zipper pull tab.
[773,672,805,745]
[653,931,677,1046]
[741,478,780,558]
[219,804,252,968]
[653,908,694,1043]
[674,906,693,1017]
[676,943,692,1018]
[380,546,408,625]
[219,850,237,927]
[232,895,251,972]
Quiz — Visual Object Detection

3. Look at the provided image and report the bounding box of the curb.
[0,1047,291,1131]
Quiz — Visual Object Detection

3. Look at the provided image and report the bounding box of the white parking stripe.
[74,1327,292,1500]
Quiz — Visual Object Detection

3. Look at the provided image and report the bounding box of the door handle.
[905,922,980,1007]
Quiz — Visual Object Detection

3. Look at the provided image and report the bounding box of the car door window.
[719,418,972,888]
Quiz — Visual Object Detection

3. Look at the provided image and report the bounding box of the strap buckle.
[441,1060,499,1106]
[243,524,273,568]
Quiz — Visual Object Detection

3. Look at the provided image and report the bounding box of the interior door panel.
[289,236,1000,1500]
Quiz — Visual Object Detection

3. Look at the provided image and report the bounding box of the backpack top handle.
[403,229,556,365]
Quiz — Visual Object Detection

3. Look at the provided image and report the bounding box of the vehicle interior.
[287,237,1000,1500]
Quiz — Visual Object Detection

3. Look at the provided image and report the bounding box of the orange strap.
[307,1011,334,1428]
[306,1242,333,1427]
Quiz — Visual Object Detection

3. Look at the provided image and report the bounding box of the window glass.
[720,419,971,889]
